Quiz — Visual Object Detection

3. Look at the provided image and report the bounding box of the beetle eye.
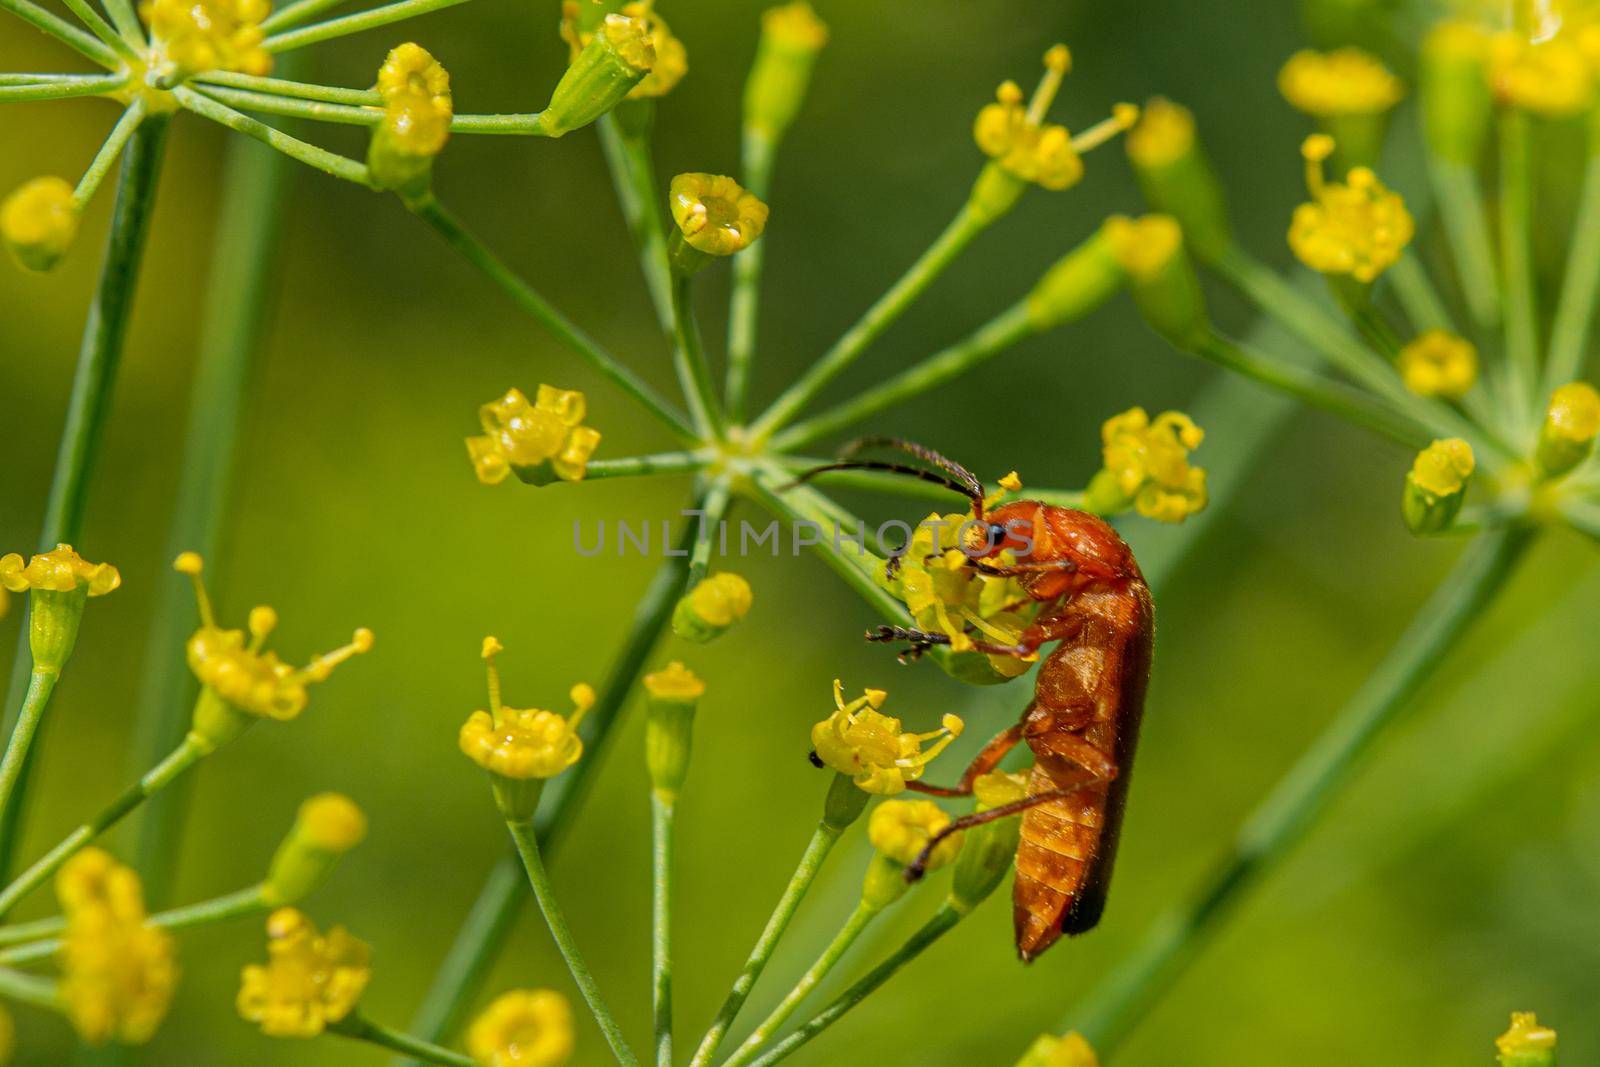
[987,523,1008,550]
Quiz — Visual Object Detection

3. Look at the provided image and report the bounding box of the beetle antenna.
[839,436,986,517]
[782,460,976,500]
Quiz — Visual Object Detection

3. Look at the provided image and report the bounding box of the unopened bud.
[1105,214,1209,349]
[1015,1030,1100,1067]
[1125,98,1232,263]
[2,176,78,273]
[643,661,702,798]
[671,573,752,643]
[1421,21,1492,165]
[743,2,828,143]
[1403,438,1474,536]
[949,770,1026,914]
[1496,1012,1557,1067]
[264,793,367,905]
[1023,226,1123,333]
[1536,382,1600,479]
[541,13,654,137]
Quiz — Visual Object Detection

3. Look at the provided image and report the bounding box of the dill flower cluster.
[141,0,272,78]
[809,681,963,795]
[236,908,371,1037]
[1398,330,1479,400]
[458,637,595,781]
[1289,134,1414,283]
[1086,407,1208,523]
[467,989,576,1067]
[466,386,602,486]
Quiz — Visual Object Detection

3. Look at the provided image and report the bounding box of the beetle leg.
[966,557,1078,579]
[901,783,1094,883]
[865,624,950,663]
[906,724,1024,797]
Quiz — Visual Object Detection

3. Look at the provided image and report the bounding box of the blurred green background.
[3,0,1599,1063]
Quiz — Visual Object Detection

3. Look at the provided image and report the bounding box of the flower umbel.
[236,908,372,1037]
[467,989,576,1067]
[810,680,963,795]
[1398,330,1479,400]
[141,0,272,78]
[458,637,595,781]
[1087,407,1208,523]
[1278,47,1404,116]
[1289,134,1413,283]
[57,849,178,1046]
[1,176,78,272]
[466,386,602,486]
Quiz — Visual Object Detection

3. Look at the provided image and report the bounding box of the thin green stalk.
[260,0,352,32]
[769,303,1033,452]
[1064,526,1532,1054]
[0,884,267,962]
[584,451,711,481]
[1195,332,1431,449]
[1546,151,1600,392]
[0,115,170,881]
[1498,110,1538,430]
[406,194,697,442]
[393,516,699,1065]
[0,672,57,843]
[175,87,371,185]
[0,72,111,85]
[726,129,777,421]
[73,101,144,207]
[671,272,725,436]
[684,478,731,588]
[190,83,549,135]
[56,0,139,62]
[752,201,991,437]
[1428,158,1500,333]
[651,791,674,1067]
[1387,252,1451,333]
[262,0,473,52]
[0,733,208,919]
[130,119,299,906]
[505,818,639,1067]
[0,0,121,69]
[97,0,142,48]
[0,967,61,1011]
[723,900,878,1067]
[330,1015,475,1067]
[687,823,846,1067]
[596,111,674,334]
[742,903,964,1067]
[194,71,382,106]
[0,72,125,101]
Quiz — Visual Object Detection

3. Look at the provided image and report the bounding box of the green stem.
[330,1015,474,1067]
[723,901,879,1067]
[687,822,845,1067]
[0,115,170,881]
[193,71,381,105]
[73,101,144,207]
[0,884,267,962]
[406,194,696,442]
[188,83,550,134]
[393,512,700,1065]
[596,110,674,334]
[0,967,61,1011]
[1064,526,1532,1054]
[742,904,964,1067]
[259,0,353,32]
[752,201,990,437]
[175,87,372,184]
[56,0,139,62]
[0,733,208,919]
[0,0,120,69]
[1498,110,1539,432]
[506,818,639,1067]
[98,0,142,47]
[1428,157,1501,334]
[129,118,299,906]
[726,129,777,422]
[0,671,56,844]
[671,272,725,436]
[685,478,732,588]
[0,72,125,101]
[1545,150,1600,392]
[1387,252,1451,333]
[262,0,473,51]
[651,791,674,1067]
[770,303,1033,452]
[583,451,711,481]
[1195,332,1431,449]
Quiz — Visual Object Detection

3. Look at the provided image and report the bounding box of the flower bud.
[1125,98,1232,264]
[541,13,655,137]
[643,661,702,799]
[869,799,961,871]
[263,793,367,906]
[1496,1012,1557,1067]
[1015,1031,1100,1067]
[368,44,452,197]
[1022,226,1123,333]
[1421,21,1492,165]
[1398,330,1478,401]
[1104,214,1209,350]
[0,545,120,675]
[671,573,752,643]
[467,989,575,1067]
[949,769,1025,915]
[2,177,78,272]
[859,852,910,911]
[1403,438,1474,536]
[1278,47,1403,170]
[1536,382,1600,479]
[743,2,828,143]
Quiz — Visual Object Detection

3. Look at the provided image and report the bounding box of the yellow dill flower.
[459,637,594,781]
[973,45,1137,192]
[671,572,753,643]
[264,793,367,905]
[237,908,371,1038]
[2,176,78,273]
[141,0,271,77]
[176,552,372,726]
[620,1,686,97]
[1087,407,1208,523]
[1404,438,1474,534]
[1489,31,1594,116]
[1016,1031,1101,1067]
[1496,1012,1557,1067]
[467,989,575,1067]
[1278,47,1404,116]
[1288,134,1413,283]
[1398,330,1479,400]
[1537,381,1600,476]
[868,799,962,871]
[0,544,119,596]
[1123,97,1233,263]
[1105,213,1210,348]
[1125,96,1193,170]
[669,173,770,257]
[369,43,453,194]
[466,385,601,486]
[810,680,962,795]
[57,849,178,1046]
[644,661,701,798]
[643,660,704,703]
